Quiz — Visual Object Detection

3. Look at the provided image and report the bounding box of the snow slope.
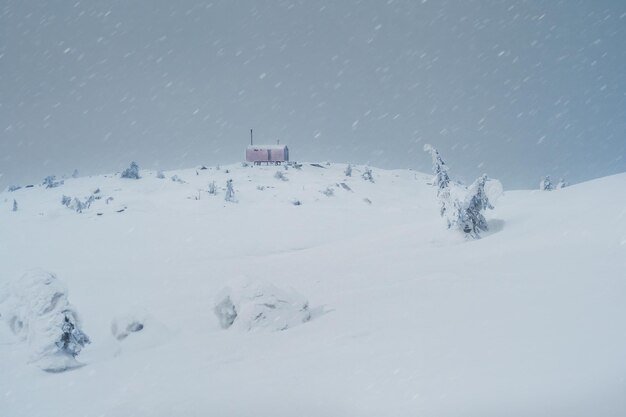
[1,163,625,417]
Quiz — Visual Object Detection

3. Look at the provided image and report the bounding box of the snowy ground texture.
[1,163,626,417]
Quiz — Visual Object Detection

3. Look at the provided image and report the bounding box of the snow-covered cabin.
[246,145,289,165]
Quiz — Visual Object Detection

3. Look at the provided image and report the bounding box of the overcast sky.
[1,0,625,189]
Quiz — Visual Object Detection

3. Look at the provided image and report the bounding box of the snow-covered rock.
[214,280,312,332]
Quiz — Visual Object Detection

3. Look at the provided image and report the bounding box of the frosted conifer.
[540,176,553,191]
[225,179,236,202]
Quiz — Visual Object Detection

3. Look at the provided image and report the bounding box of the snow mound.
[214,280,312,332]
[0,269,90,372]
[110,307,170,352]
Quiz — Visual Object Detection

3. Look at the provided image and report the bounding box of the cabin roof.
[247,144,287,150]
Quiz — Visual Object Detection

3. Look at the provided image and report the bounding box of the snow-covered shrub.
[121,161,140,179]
[156,170,166,179]
[0,270,90,372]
[61,195,72,207]
[171,175,185,183]
[42,175,64,189]
[7,185,21,192]
[274,171,288,181]
[225,179,237,202]
[361,167,374,183]
[539,176,553,191]
[72,169,79,179]
[345,164,352,177]
[214,280,311,332]
[321,187,335,197]
[110,308,147,340]
[12,199,18,212]
[70,195,95,213]
[556,178,568,189]
[207,181,217,195]
[109,308,170,354]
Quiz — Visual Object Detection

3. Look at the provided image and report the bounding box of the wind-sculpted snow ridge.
[0,270,90,372]
[215,280,312,332]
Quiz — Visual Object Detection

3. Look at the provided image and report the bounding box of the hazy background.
[1,0,625,190]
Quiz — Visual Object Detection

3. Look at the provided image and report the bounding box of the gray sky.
[1,0,625,190]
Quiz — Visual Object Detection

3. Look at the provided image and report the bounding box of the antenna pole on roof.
[250,129,253,146]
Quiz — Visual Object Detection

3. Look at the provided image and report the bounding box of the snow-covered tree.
[207,181,217,195]
[225,179,237,202]
[345,164,352,177]
[456,174,494,239]
[156,170,165,179]
[42,175,64,189]
[0,270,90,372]
[121,161,140,179]
[61,195,72,207]
[424,145,496,239]
[556,178,568,189]
[539,176,553,191]
[12,199,18,212]
[362,167,374,183]
[72,169,79,179]
[424,144,450,191]
[424,144,453,217]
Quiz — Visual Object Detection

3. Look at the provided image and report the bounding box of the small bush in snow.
[207,181,217,195]
[274,171,288,181]
[0,270,90,372]
[110,308,169,349]
[214,281,311,332]
[321,187,335,197]
[556,178,568,189]
[345,164,352,177]
[539,176,554,191]
[225,179,237,202]
[8,185,21,192]
[72,169,79,178]
[12,199,18,212]
[171,175,185,184]
[362,167,374,183]
[156,170,165,179]
[63,194,96,213]
[111,313,145,340]
[121,161,140,179]
[42,175,64,189]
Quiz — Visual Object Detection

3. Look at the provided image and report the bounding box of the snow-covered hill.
[1,163,625,417]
